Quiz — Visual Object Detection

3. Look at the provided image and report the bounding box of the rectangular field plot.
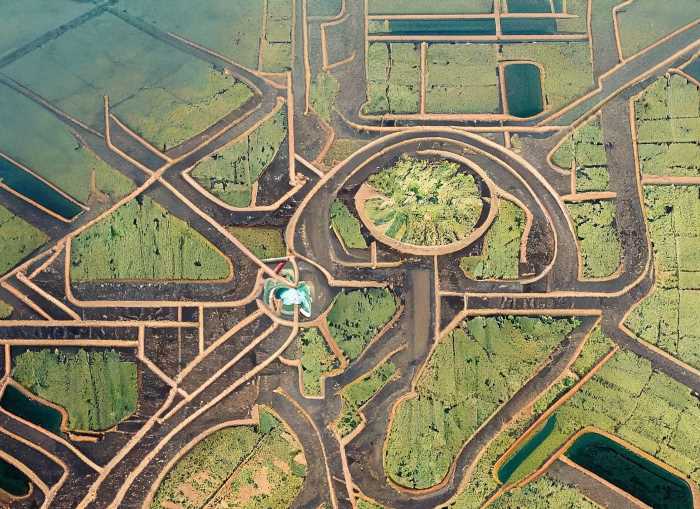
[368,0,494,14]
[259,0,293,72]
[364,42,420,115]
[0,203,48,276]
[3,12,254,150]
[0,82,132,205]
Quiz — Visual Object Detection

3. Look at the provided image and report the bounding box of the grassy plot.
[323,138,368,168]
[4,12,254,150]
[384,316,579,489]
[12,349,137,431]
[554,0,588,34]
[330,200,368,250]
[552,116,609,192]
[567,201,622,278]
[310,71,340,124]
[364,43,420,115]
[71,195,231,282]
[426,44,500,114]
[365,157,484,246]
[0,300,12,319]
[297,328,339,397]
[626,185,700,369]
[0,204,48,276]
[0,82,133,204]
[259,0,293,72]
[151,411,305,509]
[191,108,287,208]
[491,475,600,509]
[460,199,525,280]
[368,0,494,14]
[617,0,700,59]
[635,74,700,177]
[309,0,342,17]
[327,288,398,361]
[336,361,397,437]
[228,226,286,260]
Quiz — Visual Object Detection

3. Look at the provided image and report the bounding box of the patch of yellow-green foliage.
[71,195,231,282]
[0,82,133,204]
[617,0,700,59]
[228,226,286,260]
[368,0,493,14]
[323,138,367,168]
[151,410,306,509]
[259,0,293,72]
[364,43,420,114]
[327,288,398,361]
[552,116,609,192]
[635,74,700,177]
[460,200,525,280]
[357,499,386,509]
[191,108,287,207]
[0,300,13,319]
[310,71,340,124]
[13,349,137,431]
[336,360,397,437]
[4,12,253,150]
[626,185,700,369]
[330,200,368,250]
[366,157,484,246]
[309,0,342,16]
[385,316,579,489]
[0,204,48,276]
[298,328,339,397]
[567,201,622,278]
[490,475,600,509]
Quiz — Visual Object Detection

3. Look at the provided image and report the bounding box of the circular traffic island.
[354,155,497,256]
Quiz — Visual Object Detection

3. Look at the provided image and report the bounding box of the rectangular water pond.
[504,63,544,118]
[506,0,552,12]
[1,385,63,435]
[371,19,497,36]
[500,18,557,35]
[565,432,693,509]
[0,156,83,220]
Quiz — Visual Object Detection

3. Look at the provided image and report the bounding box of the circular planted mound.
[355,156,491,254]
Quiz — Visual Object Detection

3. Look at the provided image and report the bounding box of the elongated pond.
[497,414,557,483]
[0,385,62,435]
[0,457,30,498]
[371,19,496,36]
[504,63,544,118]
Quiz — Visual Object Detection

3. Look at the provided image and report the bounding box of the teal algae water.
[373,19,496,36]
[504,63,544,118]
[497,414,557,483]
[0,385,62,435]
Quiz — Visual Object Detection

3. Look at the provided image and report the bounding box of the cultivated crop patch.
[567,200,622,278]
[330,199,368,250]
[0,203,48,276]
[228,226,286,260]
[552,116,610,192]
[297,328,339,397]
[364,43,420,115]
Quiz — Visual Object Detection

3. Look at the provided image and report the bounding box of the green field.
[310,71,340,124]
[152,411,306,509]
[228,226,286,260]
[71,195,231,282]
[309,0,342,17]
[384,316,579,489]
[490,475,600,508]
[552,116,610,192]
[327,288,398,361]
[626,185,700,369]
[365,157,484,246]
[368,0,493,14]
[191,108,287,208]
[0,204,48,276]
[357,499,385,509]
[259,0,293,72]
[635,74,700,177]
[4,11,254,150]
[567,201,622,278]
[0,300,13,319]
[460,200,525,280]
[330,199,368,250]
[364,43,420,115]
[336,360,397,437]
[12,349,137,431]
[0,82,133,204]
[297,328,339,397]
[323,138,368,168]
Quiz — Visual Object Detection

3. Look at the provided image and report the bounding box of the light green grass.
[385,316,579,489]
[13,349,137,431]
[71,195,231,282]
[368,0,493,14]
[617,0,700,59]
[364,43,420,115]
[260,0,293,72]
[552,116,609,192]
[330,200,368,250]
[0,82,133,204]
[460,200,525,280]
[567,201,622,278]
[0,300,13,319]
[491,475,600,508]
[357,499,386,509]
[0,204,48,276]
[5,12,254,150]
[228,226,286,260]
[309,0,342,16]
[327,288,398,361]
[310,71,340,124]
[323,138,367,168]
[298,328,339,397]
[191,108,287,208]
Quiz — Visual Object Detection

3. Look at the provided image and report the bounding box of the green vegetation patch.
[357,499,386,509]
[384,316,579,489]
[191,108,287,208]
[4,12,254,150]
[327,288,398,361]
[298,328,339,397]
[309,0,342,17]
[259,0,293,72]
[0,204,48,276]
[13,349,137,431]
[0,299,12,319]
[228,226,286,260]
[635,74,700,177]
[365,157,484,246]
[310,71,340,124]
[567,201,622,278]
[490,475,600,509]
[617,0,700,59]
[552,116,609,192]
[364,43,420,115]
[426,44,500,114]
[626,185,700,369]
[330,200,368,250]
[368,0,493,14]
[336,361,397,437]
[323,138,368,168]
[460,199,525,280]
[152,410,305,509]
[71,195,231,282]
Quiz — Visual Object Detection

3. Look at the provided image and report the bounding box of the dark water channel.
[0,457,30,497]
